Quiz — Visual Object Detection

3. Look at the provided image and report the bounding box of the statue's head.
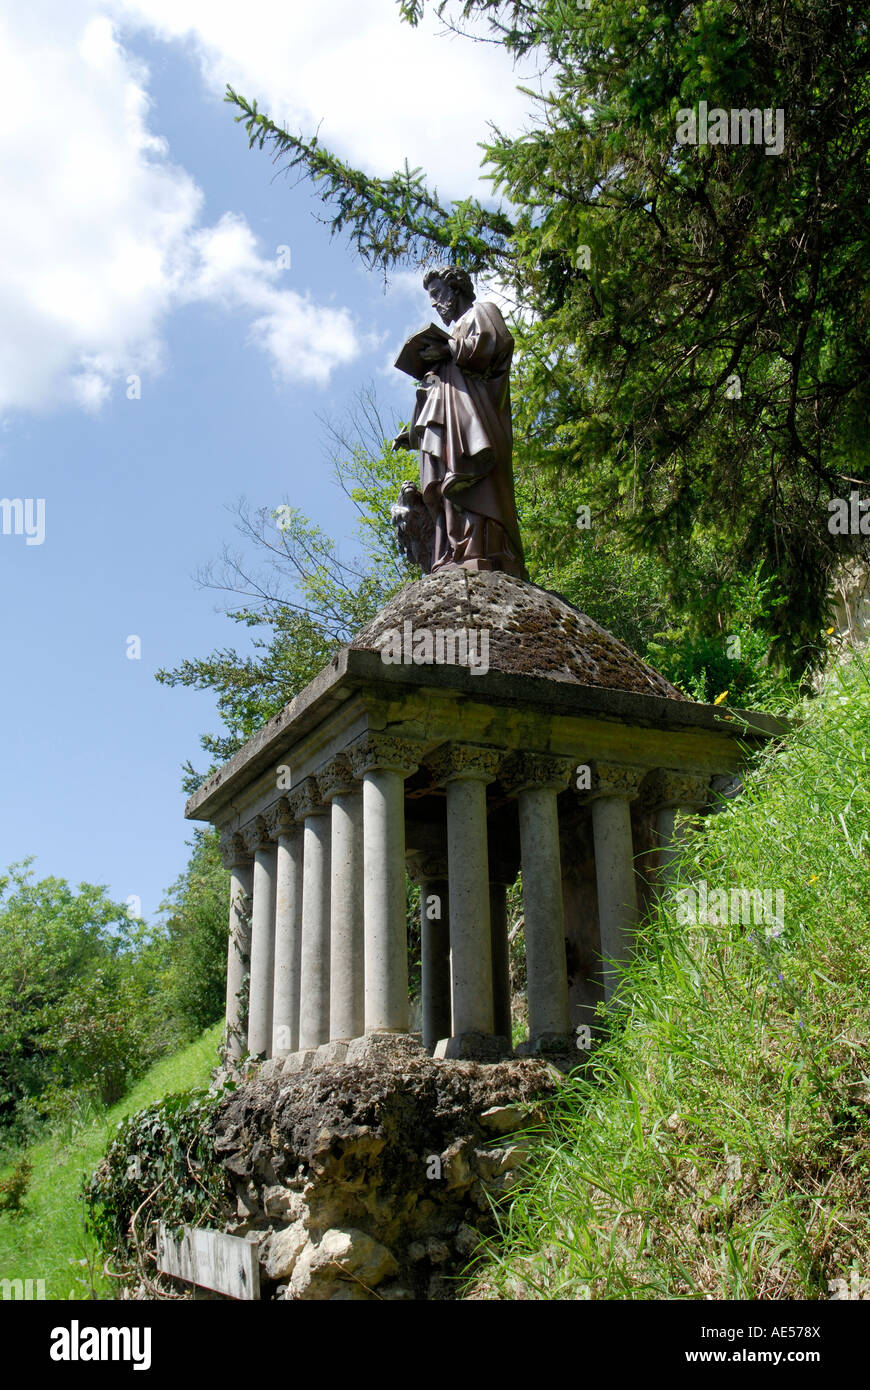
[423,265,475,326]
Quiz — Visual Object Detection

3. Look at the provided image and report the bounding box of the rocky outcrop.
[209,1049,558,1301]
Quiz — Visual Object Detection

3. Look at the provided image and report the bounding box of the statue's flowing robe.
[409,301,526,577]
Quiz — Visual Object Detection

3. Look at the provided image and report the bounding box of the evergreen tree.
[227,0,870,675]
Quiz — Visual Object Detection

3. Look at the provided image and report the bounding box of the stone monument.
[185,267,787,1071]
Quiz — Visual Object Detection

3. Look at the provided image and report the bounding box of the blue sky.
[0,1,536,920]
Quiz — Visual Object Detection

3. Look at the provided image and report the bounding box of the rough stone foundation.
[204,1046,559,1300]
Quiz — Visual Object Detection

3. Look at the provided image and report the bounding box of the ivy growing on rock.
[82,1086,236,1285]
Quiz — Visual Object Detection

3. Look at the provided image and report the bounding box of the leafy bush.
[83,1086,234,1279]
[647,566,796,709]
[41,965,171,1110]
[160,831,231,1039]
[0,1157,32,1218]
[0,865,171,1145]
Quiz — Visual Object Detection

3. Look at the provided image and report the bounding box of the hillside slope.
[477,662,870,1300]
[0,1022,222,1299]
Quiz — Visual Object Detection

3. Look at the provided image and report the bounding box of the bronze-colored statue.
[390,480,435,571]
[393,265,527,579]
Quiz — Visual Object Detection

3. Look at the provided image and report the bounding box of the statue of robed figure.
[392,265,527,580]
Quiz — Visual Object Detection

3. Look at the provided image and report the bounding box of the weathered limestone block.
[262,1186,306,1221]
[441,1138,475,1192]
[478,1104,535,1134]
[345,1031,426,1065]
[313,1040,349,1070]
[264,1221,308,1280]
[235,1182,259,1217]
[288,1228,398,1300]
[472,1143,530,1183]
[281,1049,316,1075]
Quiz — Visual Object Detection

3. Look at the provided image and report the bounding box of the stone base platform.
[249,1029,582,1081]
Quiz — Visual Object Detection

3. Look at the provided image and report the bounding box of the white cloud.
[181,214,362,385]
[0,0,536,416]
[0,6,192,412]
[0,1,367,414]
[110,0,535,195]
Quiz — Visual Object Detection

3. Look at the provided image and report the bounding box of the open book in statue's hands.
[394,322,452,379]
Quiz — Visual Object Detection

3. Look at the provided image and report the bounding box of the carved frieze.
[499,752,574,796]
[242,815,274,854]
[290,775,329,820]
[643,769,712,812]
[576,760,646,803]
[317,753,358,802]
[349,733,422,778]
[218,829,251,869]
[426,742,501,786]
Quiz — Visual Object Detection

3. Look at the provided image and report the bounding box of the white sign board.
[156,1224,260,1301]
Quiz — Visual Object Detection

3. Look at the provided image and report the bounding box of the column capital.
[218,829,251,869]
[349,733,421,778]
[500,752,574,796]
[266,796,301,840]
[577,760,646,804]
[406,850,449,883]
[291,775,330,819]
[242,815,274,854]
[427,742,500,786]
[318,753,358,801]
[643,769,711,811]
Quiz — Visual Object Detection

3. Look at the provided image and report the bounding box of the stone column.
[267,798,304,1058]
[296,777,332,1051]
[502,754,574,1045]
[408,852,450,1052]
[219,830,252,1062]
[646,771,711,893]
[350,735,420,1035]
[243,816,277,1059]
[428,744,501,1041]
[320,755,365,1042]
[583,762,645,1003]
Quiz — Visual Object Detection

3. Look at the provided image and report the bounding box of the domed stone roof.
[350,568,686,701]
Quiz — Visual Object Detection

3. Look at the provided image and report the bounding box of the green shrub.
[161,831,231,1039]
[0,1157,32,1218]
[83,1086,235,1278]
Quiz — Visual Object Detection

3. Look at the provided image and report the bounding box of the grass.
[475,658,870,1300]
[0,1022,222,1299]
